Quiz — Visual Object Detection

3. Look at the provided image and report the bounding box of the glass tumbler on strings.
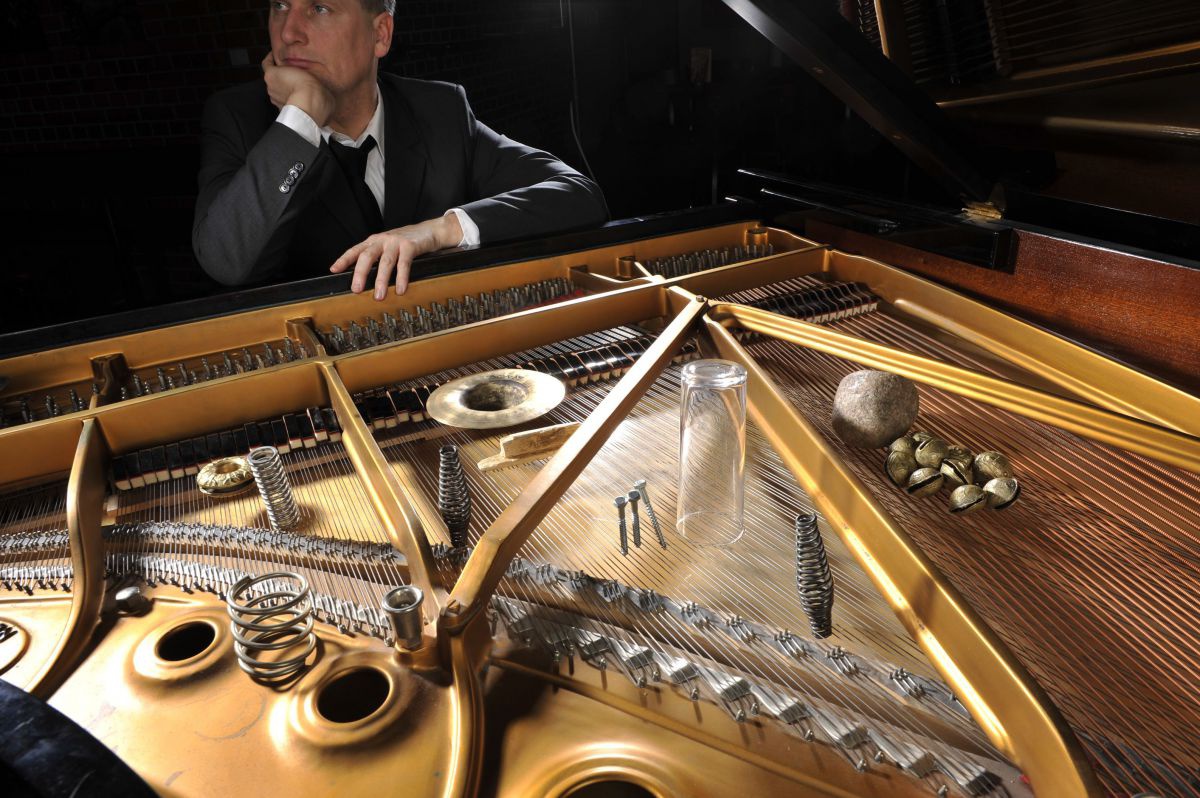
[676,359,747,547]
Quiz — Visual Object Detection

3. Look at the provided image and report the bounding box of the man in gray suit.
[193,0,607,300]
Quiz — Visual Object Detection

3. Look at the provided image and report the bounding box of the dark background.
[0,0,911,334]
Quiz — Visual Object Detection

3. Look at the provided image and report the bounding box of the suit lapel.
[379,77,429,230]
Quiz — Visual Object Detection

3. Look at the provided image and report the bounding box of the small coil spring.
[247,446,301,531]
[226,571,316,682]
[438,445,472,548]
[795,512,834,639]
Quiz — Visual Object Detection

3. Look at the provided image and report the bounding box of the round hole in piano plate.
[564,783,656,798]
[463,379,528,412]
[316,666,391,723]
[155,621,217,662]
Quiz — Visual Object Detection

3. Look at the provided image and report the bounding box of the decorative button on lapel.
[293,161,305,172]
[279,183,290,194]
[288,168,299,179]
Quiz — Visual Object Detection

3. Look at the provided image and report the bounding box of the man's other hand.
[262,53,334,127]
[330,214,464,300]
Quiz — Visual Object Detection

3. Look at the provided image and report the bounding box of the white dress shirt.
[276,89,480,248]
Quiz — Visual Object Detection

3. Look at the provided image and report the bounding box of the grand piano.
[0,2,1197,797]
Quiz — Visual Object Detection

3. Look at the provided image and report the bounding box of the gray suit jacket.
[193,74,608,286]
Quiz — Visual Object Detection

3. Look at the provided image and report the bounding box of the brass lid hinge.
[962,201,1004,222]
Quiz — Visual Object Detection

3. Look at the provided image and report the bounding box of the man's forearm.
[457,172,608,245]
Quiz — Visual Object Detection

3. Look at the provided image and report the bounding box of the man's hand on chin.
[330,213,464,300]
[262,52,334,127]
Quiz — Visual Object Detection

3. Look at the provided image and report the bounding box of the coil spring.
[438,445,472,548]
[795,513,834,639]
[226,571,315,682]
[247,446,301,531]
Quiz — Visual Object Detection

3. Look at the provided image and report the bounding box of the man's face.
[268,0,392,95]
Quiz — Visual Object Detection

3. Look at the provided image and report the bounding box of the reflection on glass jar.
[676,359,747,547]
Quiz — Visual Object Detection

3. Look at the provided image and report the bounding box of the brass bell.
[886,451,918,487]
[914,438,949,468]
[911,431,934,443]
[888,436,916,456]
[939,458,972,488]
[905,467,943,498]
[983,477,1020,509]
[947,444,973,462]
[974,451,1014,481]
[949,484,987,514]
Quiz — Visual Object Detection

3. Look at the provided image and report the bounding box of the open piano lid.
[718,0,1200,271]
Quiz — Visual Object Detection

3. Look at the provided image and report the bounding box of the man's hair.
[361,0,395,14]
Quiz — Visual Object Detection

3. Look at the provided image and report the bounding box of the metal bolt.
[626,490,642,548]
[114,585,152,616]
[614,496,628,556]
[634,479,667,548]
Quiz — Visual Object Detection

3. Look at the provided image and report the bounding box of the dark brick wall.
[0,0,577,155]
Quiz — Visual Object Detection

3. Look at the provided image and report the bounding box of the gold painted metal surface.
[487,655,927,798]
[27,420,105,698]
[333,281,667,394]
[5,222,1198,797]
[819,249,1200,436]
[703,316,1100,798]
[714,302,1200,473]
[744,308,1200,798]
[668,239,1200,436]
[0,595,71,687]
[0,221,769,402]
[319,362,441,616]
[47,589,466,797]
[443,293,707,629]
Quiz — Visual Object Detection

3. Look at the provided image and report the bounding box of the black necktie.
[328,135,383,230]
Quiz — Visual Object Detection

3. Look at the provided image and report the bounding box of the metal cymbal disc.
[426,369,567,429]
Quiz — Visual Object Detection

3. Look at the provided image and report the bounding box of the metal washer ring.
[196,456,254,497]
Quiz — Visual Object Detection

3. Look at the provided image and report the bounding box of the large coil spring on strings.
[438,445,472,548]
[247,446,301,531]
[795,512,834,639]
[226,571,316,682]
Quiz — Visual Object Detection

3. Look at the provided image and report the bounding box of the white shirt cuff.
[277,105,322,148]
[446,208,480,248]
